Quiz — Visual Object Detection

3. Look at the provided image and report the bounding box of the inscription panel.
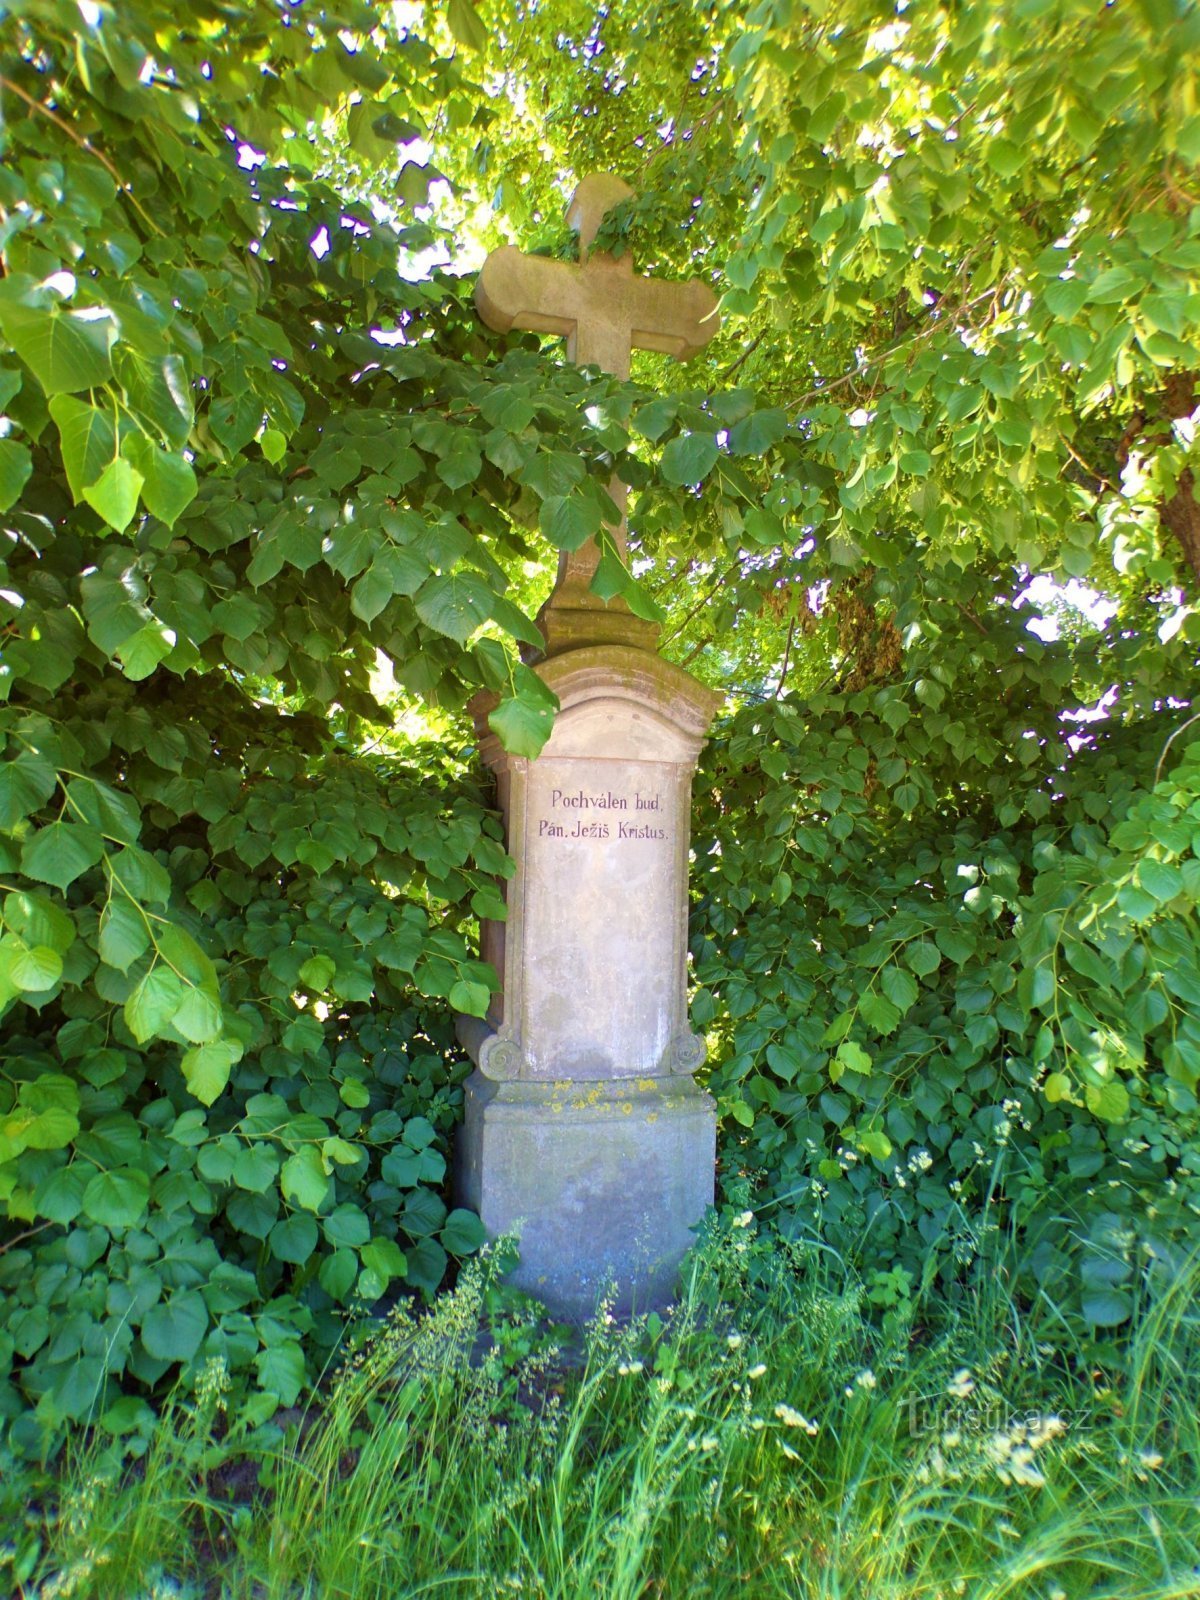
[521,755,685,1077]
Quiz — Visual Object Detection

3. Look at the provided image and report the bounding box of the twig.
[1155,711,1200,786]
[719,333,763,383]
[956,602,989,639]
[1,72,163,236]
[773,616,795,699]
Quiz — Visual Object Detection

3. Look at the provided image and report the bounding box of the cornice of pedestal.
[471,642,721,771]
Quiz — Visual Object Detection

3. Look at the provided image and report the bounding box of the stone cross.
[476,175,719,654]
[457,175,722,1319]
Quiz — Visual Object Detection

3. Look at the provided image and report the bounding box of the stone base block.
[456,1072,715,1320]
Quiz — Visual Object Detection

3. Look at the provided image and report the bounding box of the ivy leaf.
[83,457,144,533]
[21,820,104,890]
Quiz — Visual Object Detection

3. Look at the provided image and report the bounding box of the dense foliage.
[1,0,1198,1452]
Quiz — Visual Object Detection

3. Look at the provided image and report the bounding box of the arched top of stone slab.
[474,644,721,769]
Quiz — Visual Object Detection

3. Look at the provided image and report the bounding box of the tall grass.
[10,1215,1199,1600]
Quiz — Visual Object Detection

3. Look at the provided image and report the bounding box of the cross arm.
[475,247,581,339]
[625,274,719,361]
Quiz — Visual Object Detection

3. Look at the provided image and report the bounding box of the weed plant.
[4,1212,1198,1599]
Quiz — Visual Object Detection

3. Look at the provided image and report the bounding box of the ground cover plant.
[5,1216,1199,1598]
[2,0,1200,1590]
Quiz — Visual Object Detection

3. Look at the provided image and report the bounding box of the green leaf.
[254,1342,307,1405]
[0,296,115,394]
[115,623,174,681]
[181,1041,241,1105]
[48,394,116,502]
[82,1166,149,1230]
[449,978,490,1016]
[447,0,488,51]
[21,820,104,890]
[281,1145,330,1212]
[141,1291,208,1362]
[260,428,286,464]
[319,1249,358,1301]
[10,944,63,991]
[269,1212,318,1264]
[441,1207,486,1255]
[123,434,197,527]
[83,457,144,533]
[728,409,787,455]
[1044,279,1089,320]
[1081,1288,1132,1328]
[172,986,223,1044]
[0,752,57,829]
[1043,1072,1072,1103]
[299,954,336,991]
[835,1039,872,1076]
[487,672,558,759]
[880,966,918,1013]
[1018,961,1056,1010]
[414,571,493,643]
[1137,859,1183,903]
[1085,1080,1130,1123]
[539,492,602,551]
[905,941,940,977]
[124,965,186,1043]
[856,1128,893,1161]
[360,1237,407,1281]
[0,437,32,511]
[660,431,719,486]
[232,1144,278,1192]
[860,990,901,1035]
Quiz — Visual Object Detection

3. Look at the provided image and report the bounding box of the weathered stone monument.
[456,175,721,1317]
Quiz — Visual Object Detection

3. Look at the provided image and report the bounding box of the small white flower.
[747,1363,766,1379]
[733,1210,755,1229]
[617,1361,643,1376]
[855,1368,877,1390]
[726,1333,743,1350]
[774,1403,818,1434]
[947,1369,975,1398]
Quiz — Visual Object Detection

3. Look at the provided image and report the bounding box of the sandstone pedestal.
[457,648,719,1316]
